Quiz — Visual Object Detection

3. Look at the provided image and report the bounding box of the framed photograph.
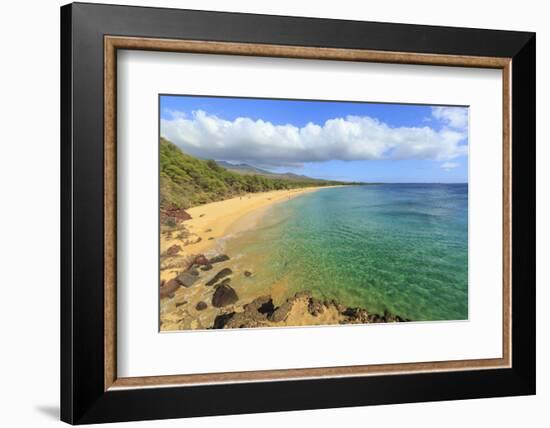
[61,2,536,424]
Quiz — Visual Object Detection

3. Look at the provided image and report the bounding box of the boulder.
[176,271,198,287]
[206,268,232,286]
[244,296,274,316]
[212,297,274,328]
[193,254,209,266]
[269,300,294,323]
[212,283,239,307]
[200,263,213,271]
[160,278,180,299]
[164,244,182,256]
[212,312,235,329]
[209,254,230,264]
[244,270,252,277]
[195,301,207,311]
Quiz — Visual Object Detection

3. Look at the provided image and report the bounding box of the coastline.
[160,186,335,283]
[159,185,408,331]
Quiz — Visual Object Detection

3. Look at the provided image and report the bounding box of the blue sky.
[160,95,468,183]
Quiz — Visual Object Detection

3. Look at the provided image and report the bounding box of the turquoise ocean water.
[225,184,468,321]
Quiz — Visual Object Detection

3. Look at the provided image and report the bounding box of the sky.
[160,95,468,183]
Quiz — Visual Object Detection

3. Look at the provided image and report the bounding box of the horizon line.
[332,181,468,184]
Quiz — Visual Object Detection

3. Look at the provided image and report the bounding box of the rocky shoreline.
[160,248,409,331]
[212,291,409,329]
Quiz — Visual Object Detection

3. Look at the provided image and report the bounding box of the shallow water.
[225,184,468,321]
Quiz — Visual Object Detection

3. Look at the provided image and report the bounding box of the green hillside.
[160,138,351,210]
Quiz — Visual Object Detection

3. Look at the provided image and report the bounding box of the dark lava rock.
[209,254,230,264]
[268,291,309,322]
[164,244,182,256]
[244,296,274,315]
[269,300,294,323]
[200,263,213,271]
[193,254,209,266]
[244,270,252,277]
[195,301,207,311]
[206,268,232,286]
[175,300,188,307]
[208,237,215,240]
[212,283,239,308]
[176,271,199,287]
[160,278,180,299]
[213,296,274,328]
[213,312,235,329]
[308,297,325,316]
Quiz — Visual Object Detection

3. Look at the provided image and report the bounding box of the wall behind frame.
[0,0,545,427]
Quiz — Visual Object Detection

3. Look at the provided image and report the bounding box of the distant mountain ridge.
[214,161,272,175]
[215,160,328,183]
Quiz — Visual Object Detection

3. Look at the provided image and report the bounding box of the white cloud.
[164,108,187,119]
[161,110,468,166]
[431,106,468,129]
[440,161,460,170]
